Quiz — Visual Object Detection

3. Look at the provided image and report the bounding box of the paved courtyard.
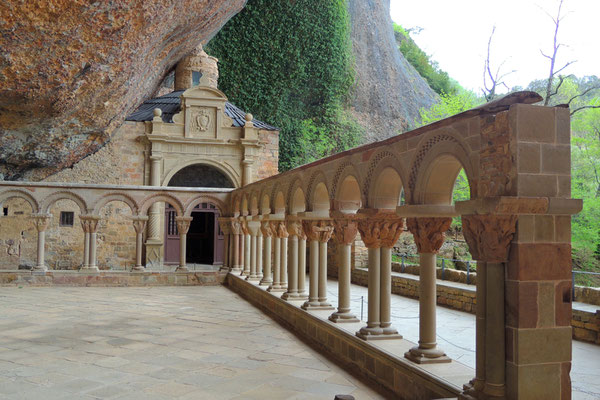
[0,286,381,400]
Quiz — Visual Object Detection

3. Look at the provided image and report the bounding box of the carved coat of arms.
[193,109,210,132]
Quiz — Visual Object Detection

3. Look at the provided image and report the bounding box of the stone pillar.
[301,221,320,309]
[356,214,403,340]
[301,220,334,309]
[247,221,260,282]
[268,221,285,292]
[146,156,163,269]
[80,219,90,270]
[260,221,273,286]
[256,227,263,280]
[278,222,289,291]
[230,220,242,273]
[405,217,452,363]
[329,217,359,323]
[218,218,231,271]
[242,159,253,186]
[175,216,193,272]
[31,214,51,272]
[282,220,301,300]
[79,215,101,272]
[297,227,308,300]
[460,214,517,400]
[241,221,250,276]
[131,216,148,271]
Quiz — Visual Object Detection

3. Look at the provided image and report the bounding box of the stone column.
[175,216,193,272]
[247,221,260,282]
[278,221,289,291]
[297,226,308,300]
[260,221,273,286]
[405,217,452,363]
[146,156,163,268]
[230,220,242,273]
[80,215,101,272]
[242,159,253,186]
[131,216,148,271]
[256,226,263,280]
[241,220,250,276]
[356,215,402,340]
[31,214,51,272]
[218,218,231,271]
[282,220,300,300]
[460,214,517,400]
[268,221,285,292]
[80,218,90,270]
[330,217,359,323]
[301,220,320,309]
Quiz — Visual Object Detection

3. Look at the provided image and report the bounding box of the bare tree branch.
[543,0,567,105]
[570,105,600,116]
[482,26,515,101]
[567,85,600,106]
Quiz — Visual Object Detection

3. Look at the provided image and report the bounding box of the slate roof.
[126,90,278,130]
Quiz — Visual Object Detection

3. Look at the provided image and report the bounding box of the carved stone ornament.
[193,108,210,132]
[358,216,404,249]
[241,220,249,236]
[260,221,274,237]
[175,216,193,235]
[218,219,231,235]
[286,220,302,238]
[31,213,52,232]
[276,221,289,239]
[333,218,358,245]
[131,216,149,234]
[406,217,452,254]
[302,220,334,243]
[79,215,101,234]
[231,220,242,235]
[462,214,517,262]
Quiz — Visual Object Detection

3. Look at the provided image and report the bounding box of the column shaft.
[177,232,188,271]
[260,235,272,286]
[380,247,398,335]
[268,236,283,292]
[282,235,298,300]
[233,233,241,272]
[134,232,143,270]
[329,243,358,322]
[89,232,98,270]
[256,234,263,279]
[302,240,320,309]
[318,241,332,307]
[357,248,382,338]
[36,231,46,271]
[243,234,250,276]
[222,233,230,271]
[248,233,257,280]
[83,232,90,269]
[297,237,307,299]
[280,237,288,290]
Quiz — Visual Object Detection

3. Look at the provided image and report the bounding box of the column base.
[246,276,261,282]
[301,301,334,310]
[32,265,47,272]
[80,266,100,272]
[176,266,189,272]
[259,278,273,286]
[267,285,286,293]
[219,266,231,272]
[281,291,301,300]
[329,311,359,323]
[241,270,250,276]
[230,267,242,273]
[132,266,145,272]
[404,346,451,364]
[356,326,402,341]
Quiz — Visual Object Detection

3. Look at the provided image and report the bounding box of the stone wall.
[572,309,600,344]
[255,129,280,181]
[574,286,600,306]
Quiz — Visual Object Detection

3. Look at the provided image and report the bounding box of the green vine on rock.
[206,0,362,171]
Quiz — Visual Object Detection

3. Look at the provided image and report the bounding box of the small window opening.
[2,207,8,216]
[192,71,202,86]
[59,211,74,227]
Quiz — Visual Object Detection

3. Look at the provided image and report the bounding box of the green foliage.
[206,0,362,171]
[393,23,457,96]
[418,89,483,126]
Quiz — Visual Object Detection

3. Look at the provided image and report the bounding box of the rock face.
[0,0,245,180]
[347,0,437,142]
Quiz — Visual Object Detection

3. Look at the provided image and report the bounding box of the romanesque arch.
[41,191,88,214]
[0,189,39,213]
[92,193,138,215]
[163,160,238,188]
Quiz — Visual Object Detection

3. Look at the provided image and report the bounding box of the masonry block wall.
[255,129,280,180]
[505,105,573,400]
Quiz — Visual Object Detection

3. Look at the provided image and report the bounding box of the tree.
[482,26,515,101]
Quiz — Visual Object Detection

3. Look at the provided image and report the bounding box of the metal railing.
[396,253,475,284]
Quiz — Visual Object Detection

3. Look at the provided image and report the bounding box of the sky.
[389,0,599,94]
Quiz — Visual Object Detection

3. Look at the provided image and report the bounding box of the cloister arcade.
[0,93,581,399]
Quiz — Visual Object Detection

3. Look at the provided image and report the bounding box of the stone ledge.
[226,273,471,399]
[0,270,226,286]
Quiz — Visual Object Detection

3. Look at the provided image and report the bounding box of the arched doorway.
[164,164,234,266]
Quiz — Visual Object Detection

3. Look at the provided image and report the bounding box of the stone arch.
[184,195,227,217]
[162,159,240,188]
[0,189,39,213]
[41,191,88,214]
[272,189,286,215]
[305,171,330,212]
[92,193,138,215]
[332,163,363,212]
[232,194,241,216]
[289,186,306,215]
[371,167,404,210]
[240,193,250,216]
[410,131,476,205]
[140,193,184,216]
[259,186,271,215]
[362,149,408,206]
[249,191,260,216]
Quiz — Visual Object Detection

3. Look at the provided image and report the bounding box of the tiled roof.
[126,90,278,130]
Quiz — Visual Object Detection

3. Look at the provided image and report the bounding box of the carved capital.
[175,216,193,235]
[276,221,289,239]
[131,216,149,234]
[231,220,242,235]
[406,217,452,254]
[462,214,517,262]
[286,220,302,238]
[302,220,334,243]
[80,215,101,234]
[31,213,52,233]
[260,221,274,237]
[240,220,249,236]
[357,216,404,249]
[332,218,358,245]
[218,218,231,235]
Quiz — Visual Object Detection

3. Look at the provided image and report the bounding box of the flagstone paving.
[0,286,382,400]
